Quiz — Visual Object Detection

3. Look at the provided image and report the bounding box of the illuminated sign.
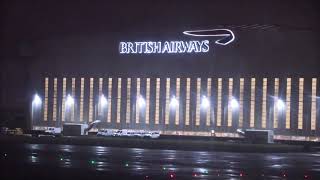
[120,40,209,54]
[119,29,234,54]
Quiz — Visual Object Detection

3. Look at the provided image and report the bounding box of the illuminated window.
[61,77,66,122]
[261,78,267,128]
[135,78,141,124]
[273,78,279,128]
[116,78,122,123]
[206,78,212,126]
[80,78,84,122]
[155,78,160,125]
[217,78,222,126]
[99,78,103,96]
[311,78,317,130]
[146,78,150,124]
[298,78,304,130]
[285,78,291,129]
[44,77,49,121]
[165,78,170,125]
[71,78,75,122]
[250,78,255,128]
[227,78,233,127]
[195,78,201,126]
[175,78,180,125]
[107,78,112,123]
[126,78,131,124]
[185,78,191,126]
[52,78,57,121]
[239,78,244,128]
[88,78,94,122]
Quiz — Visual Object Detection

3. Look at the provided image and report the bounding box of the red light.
[193,173,197,177]
[169,173,175,179]
[283,173,287,177]
[240,172,244,177]
[304,175,309,179]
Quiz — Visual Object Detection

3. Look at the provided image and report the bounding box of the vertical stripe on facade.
[261,78,267,128]
[195,78,201,126]
[250,78,256,128]
[52,78,57,121]
[185,78,191,126]
[107,78,112,123]
[273,78,279,128]
[206,78,212,126]
[217,78,222,126]
[116,78,122,123]
[285,78,291,129]
[311,78,317,130]
[80,78,84,122]
[44,77,49,121]
[146,78,150,124]
[175,78,180,125]
[71,78,75,122]
[239,78,244,128]
[61,77,66,122]
[227,78,233,127]
[88,78,94,122]
[165,78,170,125]
[298,78,304,130]
[155,78,160,125]
[126,78,131,124]
[135,78,141,124]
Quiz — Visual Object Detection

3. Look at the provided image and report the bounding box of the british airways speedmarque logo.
[119,29,235,54]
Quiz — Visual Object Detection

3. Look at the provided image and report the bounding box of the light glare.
[137,96,145,107]
[201,96,210,109]
[230,98,239,109]
[66,95,74,106]
[170,96,179,108]
[100,94,107,107]
[33,94,42,106]
[276,98,285,110]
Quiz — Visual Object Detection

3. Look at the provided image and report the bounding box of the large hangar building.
[3,1,317,140]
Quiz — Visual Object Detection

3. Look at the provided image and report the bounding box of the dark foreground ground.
[1,143,320,180]
[1,135,318,153]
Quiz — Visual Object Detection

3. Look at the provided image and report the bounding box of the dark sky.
[0,0,319,109]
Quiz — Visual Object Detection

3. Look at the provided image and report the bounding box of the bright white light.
[230,98,239,109]
[276,98,285,110]
[66,95,74,106]
[33,94,42,106]
[201,96,210,109]
[170,96,179,108]
[137,96,145,107]
[100,95,107,107]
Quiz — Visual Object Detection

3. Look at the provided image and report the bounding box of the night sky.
[0,0,319,126]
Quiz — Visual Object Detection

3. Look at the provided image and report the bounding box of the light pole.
[275,98,285,131]
[31,94,42,129]
[98,94,107,120]
[65,94,74,122]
